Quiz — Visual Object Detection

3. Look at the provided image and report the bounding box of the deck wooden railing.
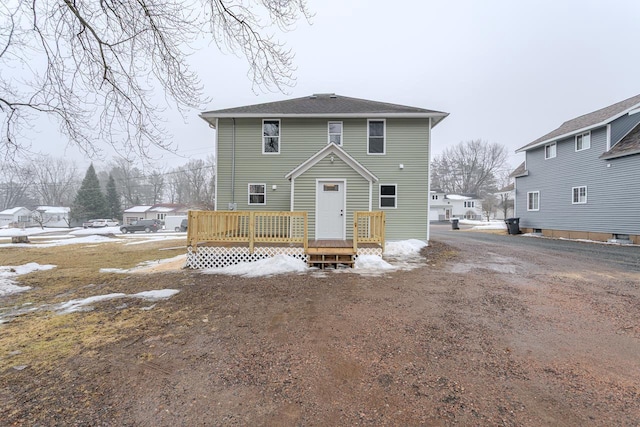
[187,210,308,253]
[353,211,386,252]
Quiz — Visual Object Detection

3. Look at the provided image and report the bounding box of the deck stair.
[307,240,355,269]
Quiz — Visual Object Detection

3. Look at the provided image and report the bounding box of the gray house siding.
[516,125,639,236]
[215,117,431,240]
[610,112,640,148]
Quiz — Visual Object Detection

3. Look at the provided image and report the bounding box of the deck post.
[303,212,309,252]
[353,212,359,252]
[249,211,255,254]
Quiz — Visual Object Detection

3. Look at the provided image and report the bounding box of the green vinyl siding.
[293,155,370,239]
[216,117,430,240]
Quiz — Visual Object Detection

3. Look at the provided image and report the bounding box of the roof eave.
[600,149,640,160]
[201,112,448,120]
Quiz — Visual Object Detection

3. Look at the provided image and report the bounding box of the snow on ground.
[203,254,308,278]
[70,226,122,236]
[0,263,56,297]
[459,219,507,230]
[100,254,186,274]
[0,234,117,249]
[0,228,55,237]
[56,289,180,314]
[385,239,428,257]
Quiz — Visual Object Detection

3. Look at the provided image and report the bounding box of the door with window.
[316,180,345,239]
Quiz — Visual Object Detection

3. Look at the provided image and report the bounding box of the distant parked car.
[119,219,161,234]
[90,219,119,227]
[83,219,99,228]
[176,218,188,232]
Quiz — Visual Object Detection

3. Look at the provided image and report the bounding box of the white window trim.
[575,131,591,152]
[328,121,343,146]
[262,119,281,155]
[545,142,556,159]
[248,183,266,205]
[527,191,540,211]
[572,186,587,204]
[379,183,397,209]
[367,119,386,155]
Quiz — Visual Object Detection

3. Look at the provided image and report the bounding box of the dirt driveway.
[1,234,639,426]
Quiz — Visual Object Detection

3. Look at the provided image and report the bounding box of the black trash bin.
[505,217,520,235]
[451,218,460,230]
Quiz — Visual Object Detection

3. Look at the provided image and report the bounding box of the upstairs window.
[572,186,587,204]
[527,191,540,211]
[368,119,386,154]
[464,201,475,208]
[328,121,343,145]
[248,183,266,205]
[432,194,439,200]
[575,132,591,151]
[545,142,556,159]
[263,120,280,154]
[379,184,397,208]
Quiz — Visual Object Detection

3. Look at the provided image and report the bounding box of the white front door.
[316,180,345,239]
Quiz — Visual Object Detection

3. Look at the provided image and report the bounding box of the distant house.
[34,206,70,228]
[429,191,483,221]
[0,207,33,228]
[514,93,640,243]
[123,204,190,225]
[492,183,515,220]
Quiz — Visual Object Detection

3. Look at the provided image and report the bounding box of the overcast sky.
[28,0,640,171]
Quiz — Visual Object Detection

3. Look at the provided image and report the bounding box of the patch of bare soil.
[1,240,639,426]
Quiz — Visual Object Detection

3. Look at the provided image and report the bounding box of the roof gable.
[517,93,640,152]
[201,93,448,127]
[285,143,378,182]
[601,122,640,160]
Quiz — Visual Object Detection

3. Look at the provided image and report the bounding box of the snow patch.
[203,254,308,277]
[385,239,427,258]
[355,255,396,270]
[56,289,180,314]
[0,263,57,297]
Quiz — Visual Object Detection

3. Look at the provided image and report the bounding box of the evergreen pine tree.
[71,164,108,221]
[105,174,122,220]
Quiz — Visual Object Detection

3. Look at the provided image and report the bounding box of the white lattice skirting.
[186,246,307,269]
[186,246,383,269]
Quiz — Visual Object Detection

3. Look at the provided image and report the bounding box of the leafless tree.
[32,155,79,206]
[148,170,165,205]
[167,156,215,207]
[0,162,35,209]
[0,0,311,161]
[431,140,509,196]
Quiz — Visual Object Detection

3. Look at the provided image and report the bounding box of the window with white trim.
[432,194,439,200]
[572,186,587,204]
[527,191,540,211]
[575,132,590,151]
[248,183,266,205]
[328,121,343,145]
[545,142,556,159]
[262,119,280,154]
[379,184,397,208]
[368,119,385,154]
[464,201,475,208]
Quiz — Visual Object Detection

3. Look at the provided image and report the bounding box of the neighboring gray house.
[514,93,640,244]
[200,93,448,241]
[123,204,190,225]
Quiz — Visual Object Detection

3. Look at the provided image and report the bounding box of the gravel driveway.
[2,232,639,426]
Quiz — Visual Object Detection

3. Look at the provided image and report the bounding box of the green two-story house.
[199,93,448,246]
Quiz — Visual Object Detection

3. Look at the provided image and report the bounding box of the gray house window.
[527,191,540,211]
[379,184,397,208]
[575,132,591,151]
[262,120,280,154]
[328,121,343,145]
[572,186,587,204]
[545,142,556,159]
[368,119,386,154]
[248,183,266,205]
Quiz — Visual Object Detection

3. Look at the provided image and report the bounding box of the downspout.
[426,117,432,244]
[231,118,236,207]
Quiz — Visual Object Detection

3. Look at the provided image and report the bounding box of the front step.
[308,253,355,269]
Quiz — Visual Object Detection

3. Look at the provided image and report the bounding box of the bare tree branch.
[0,0,310,162]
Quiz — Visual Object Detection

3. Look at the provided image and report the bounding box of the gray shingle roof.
[509,162,527,178]
[200,93,448,126]
[517,93,640,152]
[601,122,640,159]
